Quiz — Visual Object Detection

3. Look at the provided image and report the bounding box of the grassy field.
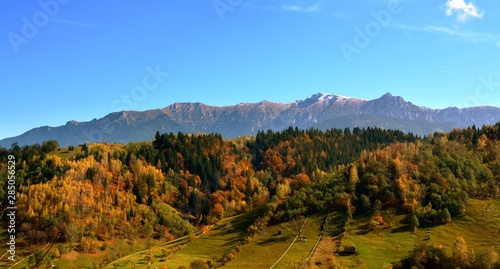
[106,235,196,268]
[338,213,415,268]
[334,199,500,268]
[272,216,324,269]
[0,237,160,269]
[3,199,498,268]
[224,215,324,269]
[220,220,293,269]
[107,208,263,269]
[415,199,500,256]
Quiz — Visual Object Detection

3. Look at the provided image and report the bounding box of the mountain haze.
[2,93,499,147]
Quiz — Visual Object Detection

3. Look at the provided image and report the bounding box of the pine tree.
[409,215,419,232]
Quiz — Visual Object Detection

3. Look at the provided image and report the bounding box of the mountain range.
[2,92,500,147]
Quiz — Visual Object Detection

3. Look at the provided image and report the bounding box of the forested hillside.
[1,123,499,268]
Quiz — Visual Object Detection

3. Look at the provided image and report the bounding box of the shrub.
[189,259,209,269]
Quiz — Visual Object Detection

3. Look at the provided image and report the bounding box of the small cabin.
[340,246,357,255]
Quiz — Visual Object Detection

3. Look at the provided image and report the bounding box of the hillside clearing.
[224,215,323,269]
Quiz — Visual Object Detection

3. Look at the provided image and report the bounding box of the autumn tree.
[145,251,152,263]
[410,243,448,268]
[348,164,359,193]
[452,237,475,268]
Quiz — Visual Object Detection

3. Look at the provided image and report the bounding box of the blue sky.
[1,0,500,140]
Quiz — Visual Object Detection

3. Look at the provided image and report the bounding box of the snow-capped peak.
[316,92,365,101]
[335,94,353,100]
[317,92,335,101]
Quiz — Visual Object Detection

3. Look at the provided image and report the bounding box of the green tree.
[409,215,419,232]
[438,208,452,224]
[42,140,59,153]
[81,143,89,155]
[28,249,44,267]
[189,259,209,269]
[360,194,371,212]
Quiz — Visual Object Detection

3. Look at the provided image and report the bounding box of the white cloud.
[392,23,500,46]
[445,0,484,22]
[282,2,321,13]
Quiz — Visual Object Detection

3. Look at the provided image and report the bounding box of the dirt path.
[303,237,339,269]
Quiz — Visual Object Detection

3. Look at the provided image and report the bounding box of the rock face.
[2,93,499,147]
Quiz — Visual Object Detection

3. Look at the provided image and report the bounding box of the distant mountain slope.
[2,92,499,147]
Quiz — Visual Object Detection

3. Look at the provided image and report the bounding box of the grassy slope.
[416,199,500,255]
[106,235,195,268]
[4,199,497,268]
[339,213,415,269]
[221,221,292,269]
[106,208,262,269]
[273,216,324,269]
[336,199,500,268]
[224,215,324,269]
[0,238,158,269]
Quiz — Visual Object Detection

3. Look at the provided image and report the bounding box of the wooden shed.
[340,246,357,255]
